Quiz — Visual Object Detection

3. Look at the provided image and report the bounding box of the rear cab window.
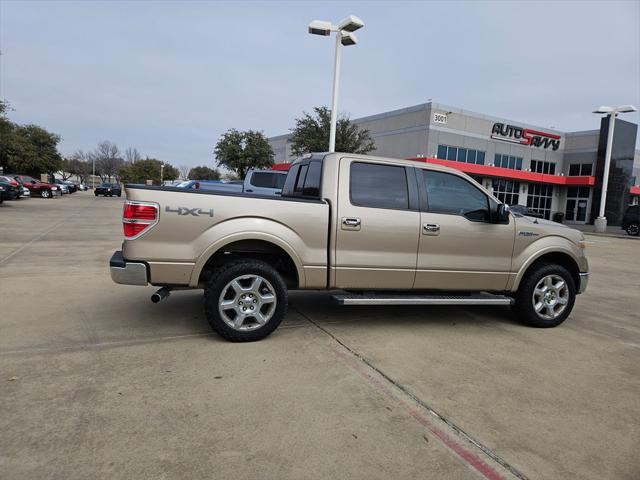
[282,159,323,199]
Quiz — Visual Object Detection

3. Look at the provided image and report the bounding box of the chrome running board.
[332,292,514,306]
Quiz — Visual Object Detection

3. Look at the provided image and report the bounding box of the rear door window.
[350,162,409,210]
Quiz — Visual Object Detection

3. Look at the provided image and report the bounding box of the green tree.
[214,129,274,179]
[288,106,375,157]
[6,124,63,176]
[118,158,179,185]
[0,100,15,172]
[188,165,220,180]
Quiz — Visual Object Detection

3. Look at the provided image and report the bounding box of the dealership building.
[269,102,640,225]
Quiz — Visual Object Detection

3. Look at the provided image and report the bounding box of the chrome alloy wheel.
[41,189,50,198]
[532,274,569,320]
[627,224,639,236]
[218,274,277,331]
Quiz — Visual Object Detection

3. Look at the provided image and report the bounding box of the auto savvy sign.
[491,123,561,151]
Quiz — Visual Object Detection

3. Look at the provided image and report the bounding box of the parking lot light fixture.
[592,104,637,232]
[308,15,364,153]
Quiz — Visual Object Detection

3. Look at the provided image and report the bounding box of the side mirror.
[493,203,510,224]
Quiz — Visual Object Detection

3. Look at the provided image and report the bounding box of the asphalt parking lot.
[1,193,639,480]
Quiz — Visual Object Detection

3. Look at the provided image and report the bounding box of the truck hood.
[513,214,584,245]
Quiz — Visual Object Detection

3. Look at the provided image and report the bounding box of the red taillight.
[122,201,158,238]
[123,222,149,237]
[11,181,18,186]
[123,203,157,220]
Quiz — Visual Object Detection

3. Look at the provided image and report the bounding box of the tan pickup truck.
[110,153,589,341]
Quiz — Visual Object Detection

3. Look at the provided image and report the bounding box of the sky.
[1,0,639,168]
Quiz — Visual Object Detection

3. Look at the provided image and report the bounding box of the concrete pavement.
[1,193,639,479]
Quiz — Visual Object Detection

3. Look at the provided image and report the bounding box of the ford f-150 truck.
[110,153,589,342]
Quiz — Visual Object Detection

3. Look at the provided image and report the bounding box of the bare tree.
[124,147,142,163]
[66,150,92,183]
[178,164,190,180]
[93,141,123,182]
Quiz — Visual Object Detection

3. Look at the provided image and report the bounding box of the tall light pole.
[308,15,364,153]
[592,105,637,232]
[160,163,165,185]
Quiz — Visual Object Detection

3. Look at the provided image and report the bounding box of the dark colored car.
[0,176,23,200]
[63,181,78,193]
[12,175,60,198]
[95,183,122,197]
[621,205,639,236]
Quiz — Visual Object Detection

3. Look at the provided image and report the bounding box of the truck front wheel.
[513,263,576,328]
[204,259,288,342]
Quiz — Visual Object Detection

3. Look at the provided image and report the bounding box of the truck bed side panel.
[123,186,329,288]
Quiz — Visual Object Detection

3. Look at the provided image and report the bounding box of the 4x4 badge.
[165,206,214,217]
[518,231,540,237]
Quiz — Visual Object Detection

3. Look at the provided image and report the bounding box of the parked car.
[621,204,639,236]
[77,183,88,191]
[0,176,23,200]
[110,152,589,342]
[21,186,30,197]
[12,175,60,198]
[52,179,69,194]
[63,181,78,193]
[0,184,4,204]
[176,170,286,196]
[95,183,122,197]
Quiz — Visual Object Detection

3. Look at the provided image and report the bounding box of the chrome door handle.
[342,217,361,227]
[423,223,440,235]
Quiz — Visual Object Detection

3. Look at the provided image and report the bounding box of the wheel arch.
[191,234,304,289]
[512,249,581,292]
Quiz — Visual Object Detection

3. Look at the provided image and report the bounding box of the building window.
[437,145,486,165]
[492,179,520,206]
[568,163,593,176]
[494,154,523,170]
[527,184,553,219]
[531,160,556,175]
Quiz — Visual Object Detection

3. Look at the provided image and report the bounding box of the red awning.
[409,157,595,186]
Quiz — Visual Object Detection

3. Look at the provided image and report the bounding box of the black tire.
[204,259,288,342]
[117,192,121,197]
[40,189,50,199]
[626,223,639,236]
[513,263,576,328]
[95,192,99,196]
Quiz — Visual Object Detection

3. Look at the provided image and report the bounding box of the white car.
[22,186,30,197]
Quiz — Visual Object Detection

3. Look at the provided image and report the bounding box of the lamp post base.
[594,216,608,233]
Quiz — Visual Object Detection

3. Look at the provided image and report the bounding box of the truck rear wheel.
[204,259,288,342]
[513,263,576,328]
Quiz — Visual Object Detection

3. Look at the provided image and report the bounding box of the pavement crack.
[293,305,529,480]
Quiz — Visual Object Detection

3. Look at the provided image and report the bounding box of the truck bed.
[122,184,330,289]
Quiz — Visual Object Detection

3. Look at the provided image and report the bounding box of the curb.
[583,232,640,241]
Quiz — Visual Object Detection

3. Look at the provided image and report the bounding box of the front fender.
[508,235,586,291]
